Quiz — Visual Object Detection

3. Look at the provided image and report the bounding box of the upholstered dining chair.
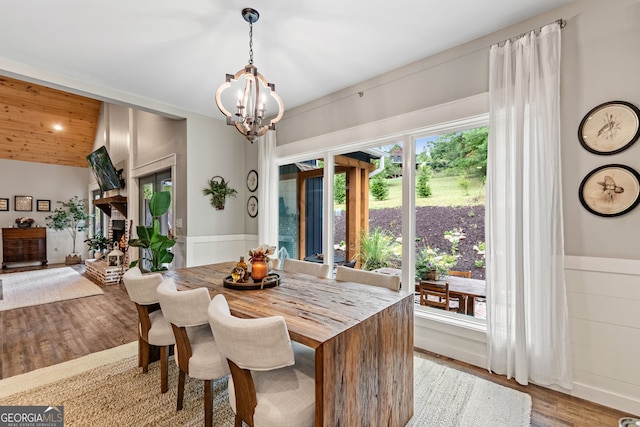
[156,278,230,427]
[334,266,401,291]
[419,282,460,312]
[281,258,331,278]
[122,267,174,393]
[208,294,315,427]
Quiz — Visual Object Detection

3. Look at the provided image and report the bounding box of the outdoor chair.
[208,294,315,427]
[419,281,461,312]
[335,266,401,291]
[156,278,229,427]
[122,267,174,393]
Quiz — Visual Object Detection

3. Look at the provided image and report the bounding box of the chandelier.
[215,8,284,143]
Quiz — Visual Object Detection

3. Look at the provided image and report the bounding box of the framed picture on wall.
[37,199,51,212]
[579,164,640,217]
[578,101,640,155]
[247,196,258,218]
[0,198,8,211]
[246,169,258,192]
[14,195,33,212]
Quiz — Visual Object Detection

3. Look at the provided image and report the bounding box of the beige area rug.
[409,355,532,426]
[0,343,531,427]
[0,267,104,311]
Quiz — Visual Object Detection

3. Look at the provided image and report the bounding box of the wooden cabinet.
[2,227,48,268]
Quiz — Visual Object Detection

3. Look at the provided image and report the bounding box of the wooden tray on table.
[223,273,280,290]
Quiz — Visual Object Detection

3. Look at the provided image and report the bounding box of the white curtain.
[257,130,278,248]
[486,22,572,389]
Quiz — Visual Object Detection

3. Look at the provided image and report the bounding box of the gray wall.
[94,104,253,268]
[0,159,91,264]
[277,0,640,260]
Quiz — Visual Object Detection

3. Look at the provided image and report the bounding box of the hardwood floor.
[0,263,138,379]
[415,349,632,426]
[1,264,634,426]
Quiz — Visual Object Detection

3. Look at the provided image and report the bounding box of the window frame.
[275,95,489,329]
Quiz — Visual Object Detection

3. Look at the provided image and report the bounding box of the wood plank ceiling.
[0,75,102,168]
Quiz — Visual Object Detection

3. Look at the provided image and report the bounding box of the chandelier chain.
[248,21,254,65]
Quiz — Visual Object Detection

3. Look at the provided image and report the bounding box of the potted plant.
[84,232,113,260]
[202,175,238,210]
[15,217,35,228]
[46,196,92,265]
[128,191,176,272]
[415,246,458,281]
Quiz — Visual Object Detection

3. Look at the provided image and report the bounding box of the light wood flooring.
[0,264,634,426]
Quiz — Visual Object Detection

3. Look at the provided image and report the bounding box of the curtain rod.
[496,18,566,46]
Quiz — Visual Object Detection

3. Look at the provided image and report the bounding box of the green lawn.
[338,175,485,209]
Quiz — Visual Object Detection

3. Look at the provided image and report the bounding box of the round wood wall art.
[578,101,640,155]
[579,164,640,217]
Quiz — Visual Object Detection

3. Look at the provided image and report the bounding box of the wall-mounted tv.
[86,146,123,192]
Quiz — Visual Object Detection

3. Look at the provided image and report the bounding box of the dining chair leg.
[137,337,143,368]
[160,345,168,393]
[234,415,244,427]
[177,370,186,410]
[140,339,150,374]
[204,379,212,427]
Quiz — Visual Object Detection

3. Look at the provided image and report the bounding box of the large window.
[413,127,487,319]
[275,114,488,321]
[278,158,324,261]
[91,189,105,237]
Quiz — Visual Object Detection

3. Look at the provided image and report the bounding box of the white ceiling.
[0,0,571,118]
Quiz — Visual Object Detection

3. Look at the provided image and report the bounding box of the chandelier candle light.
[215,8,284,143]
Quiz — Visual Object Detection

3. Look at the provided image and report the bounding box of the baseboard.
[568,381,640,416]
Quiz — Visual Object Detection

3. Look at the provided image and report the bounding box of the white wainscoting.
[414,255,640,415]
[564,256,640,415]
[184,234,258,267]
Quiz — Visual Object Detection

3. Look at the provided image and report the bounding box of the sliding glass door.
[137,170,172,269]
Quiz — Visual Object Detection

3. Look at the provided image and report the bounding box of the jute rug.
[0,267,103,311]
[0,344,531,426]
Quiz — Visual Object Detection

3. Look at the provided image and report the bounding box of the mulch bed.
[334,206,486,280]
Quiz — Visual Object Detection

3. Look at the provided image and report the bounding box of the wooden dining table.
[372,268,486,316]
[418,276,486,316]
[166,262,414,427]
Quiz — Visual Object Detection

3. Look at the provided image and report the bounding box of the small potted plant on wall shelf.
[202,175,238,210]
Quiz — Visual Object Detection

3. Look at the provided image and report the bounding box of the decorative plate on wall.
[579,164,640,217]
[247,196,258,218]
[578,101,640,155]
[246,170,258,192]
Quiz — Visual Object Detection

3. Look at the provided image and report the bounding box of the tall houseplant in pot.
[46,196,92,265]
[128,191,176,272]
